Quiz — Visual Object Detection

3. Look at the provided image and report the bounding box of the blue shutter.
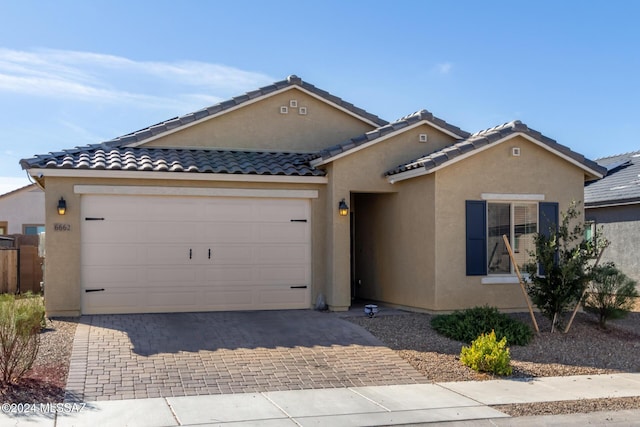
[539,202,559,273]
[466,200,487,276]
[539,202,559,239]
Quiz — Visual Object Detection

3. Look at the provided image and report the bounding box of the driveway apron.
[65,310,428,401]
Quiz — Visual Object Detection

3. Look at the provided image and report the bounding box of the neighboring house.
[20,75,605,316]
[585,150,640,285]
[0,184,45,235]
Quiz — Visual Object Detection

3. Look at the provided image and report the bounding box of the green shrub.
[460,330,513,376]
[430,306,532,346]
[583,263,639,328]
[0,293,45,383]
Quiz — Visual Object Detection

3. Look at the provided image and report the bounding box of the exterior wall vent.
[512,147,521,157]
[280,106,289,114]
[298,106,308,115]
[419,134,428,143]
[289,100,298,108]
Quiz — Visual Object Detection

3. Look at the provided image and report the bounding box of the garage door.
[81,194,311,314]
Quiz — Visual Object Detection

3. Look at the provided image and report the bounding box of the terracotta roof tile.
[21,148,325,177]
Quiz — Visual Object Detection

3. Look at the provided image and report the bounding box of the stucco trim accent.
[481,275,530,285]
[28,168,328,184]
[310,121,463,167]
[387,133,605,183]
[481,193,545,201]
[123,86,383,148]
[74,185,319,199]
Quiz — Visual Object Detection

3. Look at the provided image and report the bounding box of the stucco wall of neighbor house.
[41,176,327,317]
[433,135,587,312]
[325,124,457,311]
[0,185,45,234]
[586,204,640,286]
[142,88,376,152]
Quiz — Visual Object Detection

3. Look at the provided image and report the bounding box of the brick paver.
[65,310,428,401]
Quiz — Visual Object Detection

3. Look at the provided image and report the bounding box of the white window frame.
[482,194,542,284]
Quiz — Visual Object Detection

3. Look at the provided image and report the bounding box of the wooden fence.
[0,234,43,294]
[0,249,18,293]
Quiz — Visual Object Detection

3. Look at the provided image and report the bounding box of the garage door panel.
[81,221,143,243]
[258,223,308,243]
[147,267,199,283]
[256,266,309,283]
[259,200,308,220]
[255,245,310,263]
[81,194,311,314]
[146,245,195,265]
[82,244,145,266]
[203,266,254,282]
[201,223,255,243]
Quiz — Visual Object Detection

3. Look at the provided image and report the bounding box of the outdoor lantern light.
[57,197,67,215]
[338,199,349,216]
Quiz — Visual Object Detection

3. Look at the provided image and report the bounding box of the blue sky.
[1,0,639,193]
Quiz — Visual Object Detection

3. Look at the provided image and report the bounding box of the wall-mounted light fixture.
[57,197,67,215]
[338,199,349,217]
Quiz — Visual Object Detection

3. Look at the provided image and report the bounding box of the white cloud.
[436,62,453,74]
[0,48,274,111]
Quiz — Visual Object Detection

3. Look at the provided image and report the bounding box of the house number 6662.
[54,223,71,232]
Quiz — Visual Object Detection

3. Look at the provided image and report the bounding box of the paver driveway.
[65,310,428,401]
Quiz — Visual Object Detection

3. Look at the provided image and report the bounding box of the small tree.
[523,202,605,332]
[0,294,44,383]
[583,263,639,328]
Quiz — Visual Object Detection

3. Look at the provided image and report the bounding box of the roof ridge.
[470,120,525,137]
[595,149,640,161]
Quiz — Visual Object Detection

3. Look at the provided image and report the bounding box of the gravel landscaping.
[347,310,640,416]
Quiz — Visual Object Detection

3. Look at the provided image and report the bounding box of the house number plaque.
[54,223,71,232]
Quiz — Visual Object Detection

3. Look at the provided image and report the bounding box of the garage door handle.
[189,249,192,259]
[290,285,308,289]
[85,288,105,293]
[290,219,307,222]
[208,249,211,259]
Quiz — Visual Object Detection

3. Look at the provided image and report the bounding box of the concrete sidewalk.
[2,373,640,426]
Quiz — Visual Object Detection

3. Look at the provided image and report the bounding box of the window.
[584,220,596,243]
[466,200,558,276]
[0,221,7,235]
[487,203,537,274]
[23,225,45,235]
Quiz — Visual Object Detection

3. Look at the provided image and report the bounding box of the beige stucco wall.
[324,124,457,310]
[42,176,327,316]
[142,88,375,152]
[432,136,587,311]
[0,185,45,234]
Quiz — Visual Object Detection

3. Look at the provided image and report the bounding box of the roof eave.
[25,168,329,185]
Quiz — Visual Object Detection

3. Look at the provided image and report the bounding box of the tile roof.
[585,150,640,206]
[385,120,607,178]
[315,109,470,162]
[20,147,325,177]
[103,75,388,148]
